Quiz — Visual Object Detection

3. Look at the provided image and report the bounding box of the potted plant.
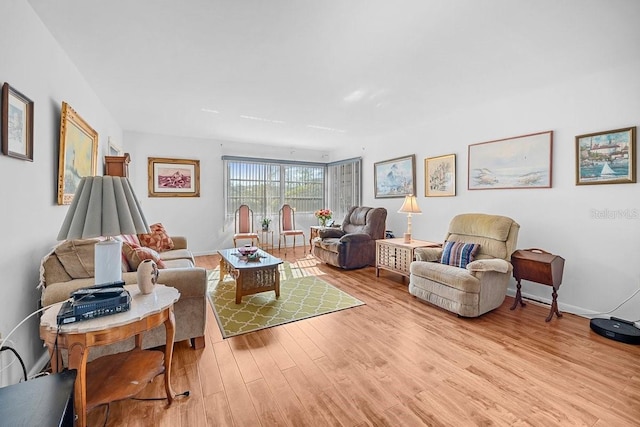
[261,217,271,230]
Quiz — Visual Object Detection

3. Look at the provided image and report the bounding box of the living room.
[1,0,640,425]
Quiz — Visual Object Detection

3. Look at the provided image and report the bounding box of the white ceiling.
[27,0,637,149]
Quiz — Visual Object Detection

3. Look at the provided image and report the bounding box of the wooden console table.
[376,238,441,280]
[510,248,565,322]
[40,285,179,427]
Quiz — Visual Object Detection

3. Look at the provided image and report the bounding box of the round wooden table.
[40,284,180,427]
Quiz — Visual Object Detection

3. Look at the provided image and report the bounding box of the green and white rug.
[207,262,365,338]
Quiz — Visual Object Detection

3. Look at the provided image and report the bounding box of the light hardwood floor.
[88,251,640,426]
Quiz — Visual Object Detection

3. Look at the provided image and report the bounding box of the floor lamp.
[398,195,422,243]
[57,176,150,285]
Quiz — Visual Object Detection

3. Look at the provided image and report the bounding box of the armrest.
[415,247,443,262]
[157,267,206,298]
[171,236,188,250]
[319,228,345,239]
[339,233,371,244]
[466,259,510,274]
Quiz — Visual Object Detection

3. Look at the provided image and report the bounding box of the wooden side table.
[510,248,565,322]
[376,238,441,279]
[40,284,180,427]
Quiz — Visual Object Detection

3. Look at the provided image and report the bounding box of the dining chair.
[233,204,260,247]
[278,204,306,254]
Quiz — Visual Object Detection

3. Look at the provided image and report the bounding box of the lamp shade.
[398,195,422,214]
[57,176,150,240]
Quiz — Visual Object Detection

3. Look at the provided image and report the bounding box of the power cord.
[0,345,27,382]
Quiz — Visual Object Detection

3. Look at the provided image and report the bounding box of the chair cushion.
[441,241,480,268]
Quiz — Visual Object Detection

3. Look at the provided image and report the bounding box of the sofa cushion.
[123,242,167,270]
[54,239,99,279]
[441,241,480,269]
[138,223,175,252]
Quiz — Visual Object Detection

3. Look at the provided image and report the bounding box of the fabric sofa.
[409,213,520,317]
[311,206,387,269]
[39,235,207,359]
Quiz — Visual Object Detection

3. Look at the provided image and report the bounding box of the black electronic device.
[590,317,640,344]
[77,280,125,291]
[57,288,131,325]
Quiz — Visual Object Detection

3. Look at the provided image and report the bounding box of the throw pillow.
[138,223,174,252]
[440,241,480,269]
[122,242,166,270]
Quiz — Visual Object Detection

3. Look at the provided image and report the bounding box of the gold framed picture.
[57,102,98,205]
[425,154,456,197]
[575,126,636,185]
[148,157,200,197]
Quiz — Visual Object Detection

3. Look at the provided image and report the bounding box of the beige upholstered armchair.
[409,213,520,317]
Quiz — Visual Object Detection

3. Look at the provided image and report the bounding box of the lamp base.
[403,233,411,244]
[95,239,123,285]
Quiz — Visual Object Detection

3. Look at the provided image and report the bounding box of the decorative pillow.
[138,223,174,252]
[440,241,480,269]
[122,242,166,270]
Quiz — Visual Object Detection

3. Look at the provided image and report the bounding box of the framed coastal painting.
[57,102,98,205]
[1,83,34,161]
[374,154,416,198]
[575,126,636,185]
[148,157,200,197]
[425,154,456,197]
[468,131,553,190]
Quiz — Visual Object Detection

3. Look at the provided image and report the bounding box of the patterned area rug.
[207,262,365,338]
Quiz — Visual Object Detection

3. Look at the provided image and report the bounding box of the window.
[223,156,361,228]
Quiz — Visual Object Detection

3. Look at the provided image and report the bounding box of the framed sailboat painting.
[575,127,636,185]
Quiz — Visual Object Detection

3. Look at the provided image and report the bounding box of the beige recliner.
[409,213,520,317]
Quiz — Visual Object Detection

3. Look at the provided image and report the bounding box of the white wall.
[125,131,330,254]
[0,0,122,385]
[331,59,640,321]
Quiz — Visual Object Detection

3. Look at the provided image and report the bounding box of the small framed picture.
[575,127,636,185]
[1,83,34,161]
[148,157,200,197]
[374,154,416,198]
[425,154,456,197]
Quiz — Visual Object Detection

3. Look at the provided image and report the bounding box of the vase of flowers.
[261,217,271,231]
[314,209,332,227]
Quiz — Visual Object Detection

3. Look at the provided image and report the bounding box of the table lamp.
[57,176,150,284]
[398,195,422,243]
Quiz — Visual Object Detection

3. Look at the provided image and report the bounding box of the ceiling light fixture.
[307,125,346,133]
[201,108,219,114]
[240,115,285,124]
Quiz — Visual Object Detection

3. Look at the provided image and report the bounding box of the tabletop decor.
[374,154,416,198]
[314,209,332,227]
[575,126,636,185]
[148,157,200,197]
[468,131,553,190]
[57,102,98,205]
[1,83,34,161]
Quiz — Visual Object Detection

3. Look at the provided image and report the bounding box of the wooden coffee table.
[40,284,179,427]
[218,248,283,303]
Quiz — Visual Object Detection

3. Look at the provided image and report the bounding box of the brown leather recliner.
[312,206,387,269]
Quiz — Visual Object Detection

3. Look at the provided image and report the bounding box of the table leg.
[545,288,563,322]
[275,267,280,299]
[68,342,89,427]
[235,274,243,304]
[164,306,176,403]
[510,279,526,310]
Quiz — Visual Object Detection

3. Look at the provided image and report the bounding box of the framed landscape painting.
[425,154,456,197]
[468,131,553,190]
[575,126,636,185]
[1,83,34,161]
[57,102,98,205]
[148,157,200,197]
[374,154,416,198]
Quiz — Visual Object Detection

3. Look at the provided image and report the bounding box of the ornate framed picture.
[148,157,200,197]
[425,154,456,197]
[57,102,98,205]
[374,154,416,198]
[468,131,553,190]
[575,126,636,185]
[1,83,34,161]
